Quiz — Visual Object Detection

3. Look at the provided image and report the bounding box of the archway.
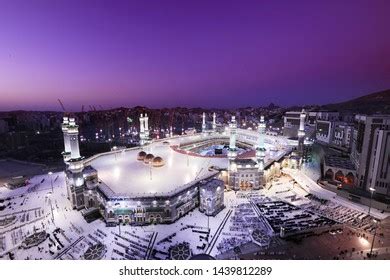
[335,170,344,182]
[345,173,355,185]
[239,180,253,190]
[325,169,334,180]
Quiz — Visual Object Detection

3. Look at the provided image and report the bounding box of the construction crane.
[57,99,69,116]
[58,99,66,112]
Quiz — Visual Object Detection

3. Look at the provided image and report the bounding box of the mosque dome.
[152,156,164,167]
[144,153,154,164]
[137,151,147,161]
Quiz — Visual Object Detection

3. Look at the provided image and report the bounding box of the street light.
[48,172,53,194]
[112,146,118,160]
[369,219,379,258]
[368,187,376,216]
[46,193,55,224]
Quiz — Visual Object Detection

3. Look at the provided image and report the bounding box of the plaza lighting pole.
[47,196,54,223]
[369,219,378,258]
[48,171,53,193]
[368,187,375,216]
[50,199,54,223]
[187,151,189,167]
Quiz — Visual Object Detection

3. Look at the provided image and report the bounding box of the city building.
[283,111,303,137]
[0,119,9,134]
[332,122,353,150]
[316,119,333,144]
[199,178,224,216]
[351,115,390,196]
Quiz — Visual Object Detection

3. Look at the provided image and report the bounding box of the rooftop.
[324,155,355,170]
[87,133,288,197]
[88,136,228,196]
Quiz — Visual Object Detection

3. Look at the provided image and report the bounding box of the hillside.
[322,89,390,114]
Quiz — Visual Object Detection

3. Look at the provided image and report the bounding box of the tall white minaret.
[202,112,206,135]
[297,109,306,155]
[64,117,85,210]
[139,113,150,145]
[228,115,237,159]
[144,113,149,139]
[212,112,217,132]
[227,115,238,190]
[256,116,266,188]
[139,114,145,145]
[62,117,71,162]
[139,114,145,134]
[256,116,266,162]
[68,117,81,159]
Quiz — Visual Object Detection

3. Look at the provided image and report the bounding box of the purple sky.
[1,0,390,111]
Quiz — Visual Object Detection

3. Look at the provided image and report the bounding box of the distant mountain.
[322,89,390,114]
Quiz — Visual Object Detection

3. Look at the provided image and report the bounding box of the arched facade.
[325,169,334,180]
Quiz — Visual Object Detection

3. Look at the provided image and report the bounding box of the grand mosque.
[62,111,306,226]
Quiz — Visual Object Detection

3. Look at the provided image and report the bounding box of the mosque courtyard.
[1,166,389,260]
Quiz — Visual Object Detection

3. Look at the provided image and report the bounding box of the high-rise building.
[332,122,353,150]
[351,115,390,196]
[283,111,303,137]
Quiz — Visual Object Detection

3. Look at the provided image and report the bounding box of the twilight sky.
[1,0,390,111]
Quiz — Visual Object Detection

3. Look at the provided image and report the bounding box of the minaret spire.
[212,112,217,132]
[297,109,306,155]
[62,117,71,162]
[256,116,266,188]
[228,115,237,160]
[202,112,206,135]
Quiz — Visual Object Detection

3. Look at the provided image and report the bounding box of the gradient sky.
[1,0,390,111]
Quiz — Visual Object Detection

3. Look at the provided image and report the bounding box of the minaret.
[228,115,238,190]
[140,113,145,133]
[61,117,71,162]
[64,117,85,210]
[144,113,149,139]
[297,109,306,156]
[139,113,150,145]
[228,115,237,159]
[202,112,206,135]
[212,112,217,133]
[139,114,145,145]
[67,117,81,160]
[256,116,266,189]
